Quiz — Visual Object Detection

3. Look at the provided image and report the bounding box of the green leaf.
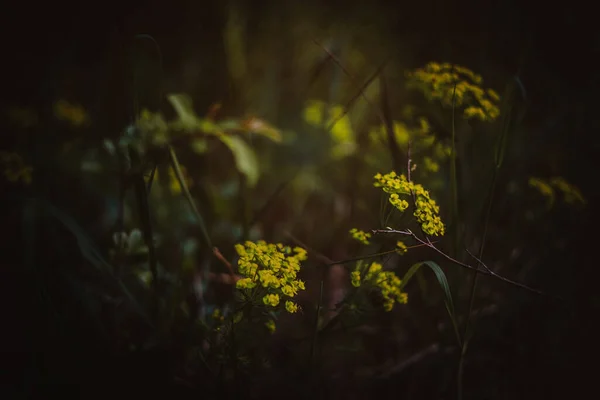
[218,134,260,187]
[167,94,201,130]
[399,261,461,346]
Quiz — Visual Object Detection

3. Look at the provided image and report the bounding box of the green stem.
[457,75,518,400]
[450,77,460,258]
[310,279,324,369]
[128,145,160,323]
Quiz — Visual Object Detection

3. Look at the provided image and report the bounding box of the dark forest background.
[1,0,599,399]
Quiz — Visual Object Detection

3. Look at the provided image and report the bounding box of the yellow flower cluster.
[406,62,500,122]
[374,171,445,236]
[0,151,33,185]
[349,228,372,245]
[529,176,586,208]
[352,262,408,311]
[235,241,306,315]
[396,241,408,255]
[549,177,586,205]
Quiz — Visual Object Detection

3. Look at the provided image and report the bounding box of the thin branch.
[312,38,386,128]
[324,55,393,132]
[212,247,237,278]
[372,229,560,300]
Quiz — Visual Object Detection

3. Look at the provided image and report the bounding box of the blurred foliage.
[2,2,595,399]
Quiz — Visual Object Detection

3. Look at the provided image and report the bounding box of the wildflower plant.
[234,240,307,331]
[351,261,408,312]
[349,228,372,245]
[406,62,501,122]
[374,171,445,236]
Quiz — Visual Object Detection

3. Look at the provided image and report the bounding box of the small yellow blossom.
[351,270,361,287]
[349,228,371,245]
[396,241,408,255]
[265,319,276,333]
[285,301,299,313]
[529,177,555,208]
[263,293,280,307]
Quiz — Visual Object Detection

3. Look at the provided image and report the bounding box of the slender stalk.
[310,279,325,368]
[128,144,160,323]
[457,71,520,400]
[450,74,460,258]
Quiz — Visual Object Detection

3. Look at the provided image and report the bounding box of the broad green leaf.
[218,134,260,187]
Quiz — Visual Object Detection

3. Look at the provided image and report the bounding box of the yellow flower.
[235,241,307,313]
[349,228,371,245]
[265,320,276,333]
[350,270,361,287]
[396,241,408,255]
[263,293,280,307]
[353,262,408,311]
[550,177,586,205]
[285,301,299,313]
[236,277,257,289]
[529,177,555,208]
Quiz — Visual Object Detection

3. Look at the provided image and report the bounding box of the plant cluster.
[234,241,307,325]
[374,171,445,236]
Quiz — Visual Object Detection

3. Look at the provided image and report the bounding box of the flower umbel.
[349,228,372,245]
[374,171,445,236]
[235,241,306,314]
[352,262,408,311]
[406,62,500,122]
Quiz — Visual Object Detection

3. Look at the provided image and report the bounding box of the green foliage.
[4,24,586,397]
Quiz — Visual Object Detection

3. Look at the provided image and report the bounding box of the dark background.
[2,0,599,398]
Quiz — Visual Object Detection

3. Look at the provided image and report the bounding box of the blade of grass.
[168,145,213,250]
[399,261,461,348]
[128,144,160,324]
[457,43,530,399]
[311,278,325,369]
[450,71,460,258]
